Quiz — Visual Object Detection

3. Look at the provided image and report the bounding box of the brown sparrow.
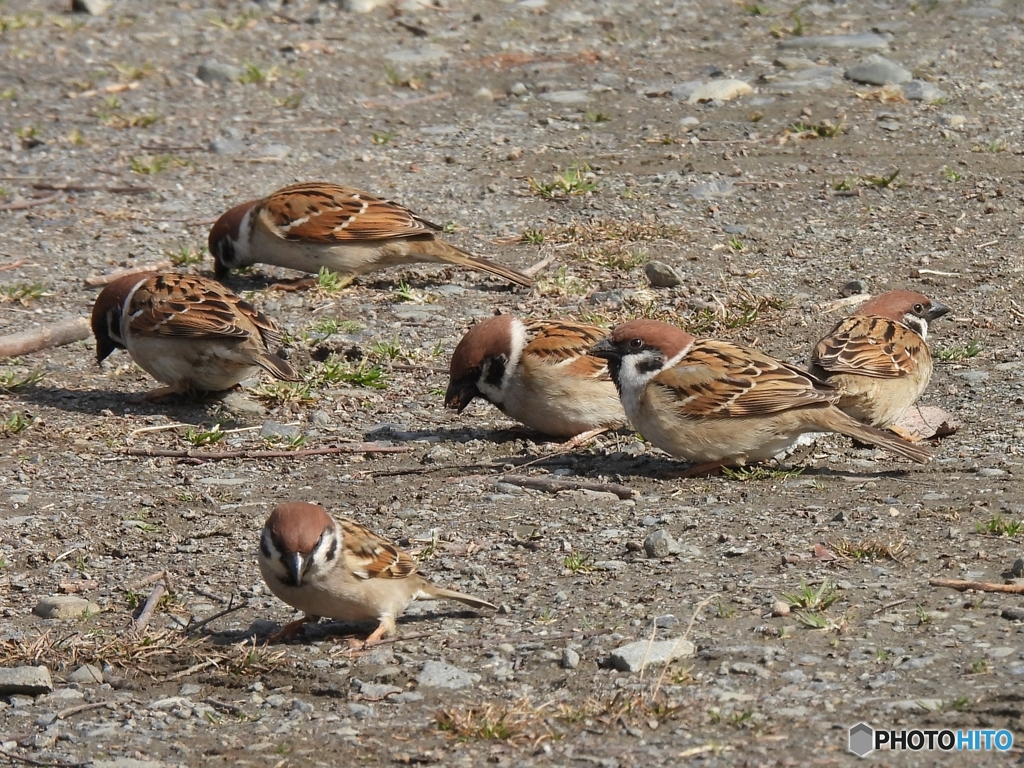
[589,319,932,475]
[810,290,949,428]
[445,315,626,445]
[258,502,495,644]
[208,181,533,287]
[91,272,297,396]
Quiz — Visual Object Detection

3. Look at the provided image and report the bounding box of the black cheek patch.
[324,537,337,563]
[483,357,507,390]
[635,355,665,376]
[260,537,272,559]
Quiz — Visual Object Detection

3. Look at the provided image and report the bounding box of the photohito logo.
[848,723,1014,757]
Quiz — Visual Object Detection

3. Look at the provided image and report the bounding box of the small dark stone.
[841,279,869,297]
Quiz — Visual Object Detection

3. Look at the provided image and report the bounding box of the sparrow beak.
[95,335,117,364]
[927,301,950,322]
[282,552,305,587]
[444,376,480,413]
[588,338,618,360]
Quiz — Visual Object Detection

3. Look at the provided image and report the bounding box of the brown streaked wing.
[524,321,610,380]
[653,340,837,417]
[813,316,919,379]
[338,519,419,581]
[261,183,439,242]
[127,275,266,342]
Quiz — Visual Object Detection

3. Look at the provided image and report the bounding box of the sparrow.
[589,319,933,475]
[258,502,495,644]
[208,181,534,288]
[91,272,298,397]
[445,315,626,446]
[810,290,949,428]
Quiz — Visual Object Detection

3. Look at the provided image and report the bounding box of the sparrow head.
[445,314,525,412]
[260,502,339,588]
[855,290,950,340]
[90,273,153,364]
[589,319,695,391]
[209,199,258,278]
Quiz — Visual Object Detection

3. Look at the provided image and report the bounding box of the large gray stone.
[0,665,53,695]
[33,595,101,620]
[687,180,736,200]
[644,261,683,288]
[197,61,242,84]
[644,529,681,558]
[417,660,481,689]
[607,638,696,672]
[539,90,591,104]
[778,33,889,50]
[902,80,947,103]
[845,55,912,85]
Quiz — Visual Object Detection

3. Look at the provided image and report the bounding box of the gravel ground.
[1,0,1023,765]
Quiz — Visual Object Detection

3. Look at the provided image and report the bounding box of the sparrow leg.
[888,424,920,442]
[362,615,397,646]
[559,427,609,451]
[267,614,319,643]
[141,386,181,403]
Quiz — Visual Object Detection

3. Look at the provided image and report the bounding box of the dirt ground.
[1,0,1023,765]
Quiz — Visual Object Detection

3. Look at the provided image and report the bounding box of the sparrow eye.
[628,338,644,350]
[912,303,924,314]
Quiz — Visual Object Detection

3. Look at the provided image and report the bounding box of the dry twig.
[127,443,412,462]
[0,191,62,211]
[522,250,557,278]
[497,474,635,500]
[133,571,169,633]
[184,595,246,636]
[445,627,612,650]
[928,578,1024,594]
[84,260,173,287]
[0,317,91,358]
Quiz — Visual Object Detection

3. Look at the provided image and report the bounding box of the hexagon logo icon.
[849,722,874,757]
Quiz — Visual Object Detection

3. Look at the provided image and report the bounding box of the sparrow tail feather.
[257,354,300,382]
[423,585,497,611]
[426,240,534,288]
[829,410,933,464]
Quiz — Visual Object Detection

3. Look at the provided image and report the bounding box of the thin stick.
[84,260,173,287]
[127,443,412,461]
[132,570,170,590]
[816,293,872,313]
[133,583,166,633]
[0,748,90,768]
[522,251,557,278]
[0,191,62,211]
[57,701,113,719]
[32,183,154,195]
[497,474,635,500]
[0,317,91,358]
[444,627,612,650]
[184,596,246,635]
[928,578,1024,594]
[0,259,27,272]
[165,659,218,681]
[204,696,243,715]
